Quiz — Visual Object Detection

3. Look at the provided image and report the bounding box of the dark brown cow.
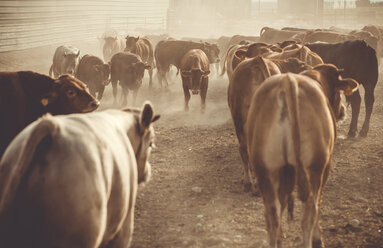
[180,49,210,112]
[0,71,99,158]
[246,66,358,247]
[306,40,379,137]
[103,36,126,63]
[76,55,110,100]
[228,56,311,192]
[110,52,151,106]
[154,40,220,87]
[300,30,378,52]
[125,36,155,87]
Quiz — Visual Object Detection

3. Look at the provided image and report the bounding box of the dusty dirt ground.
[1,42,383,248]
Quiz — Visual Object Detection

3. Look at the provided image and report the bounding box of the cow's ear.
[337,78,359,96]
[234,49,247,61]
[76,50,80,57]
[135,36,140,42]
[140,101,155,129]
[181,71,191,77]
[40,91,59,106]
[152,115,160,123]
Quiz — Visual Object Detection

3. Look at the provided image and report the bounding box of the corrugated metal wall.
[0,0,169,52]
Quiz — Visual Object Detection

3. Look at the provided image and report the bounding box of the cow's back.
[76,55,104,82]
[306,40,378,86]
[0,111,138,247]
[0,71,55,158]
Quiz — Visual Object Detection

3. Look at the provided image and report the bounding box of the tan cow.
[0,102,160,248]
[228,56,311,192]
[246,67,358,247]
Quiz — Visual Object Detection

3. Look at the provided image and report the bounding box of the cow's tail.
[279,74,311,220]
[49,64,54,77]
[253,56,271,80]
[220,44,235,76]
[260,26,270,36]
[0,115,59,214]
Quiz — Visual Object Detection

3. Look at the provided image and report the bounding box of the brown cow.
[110,52,151,106]
[246,68,358,247]
[76,54,110,100]
[103,36,126,63]
[0,71,99,158]
[154,40,220,87]
[228,56,311,192]
[0,102,159,248]
[221,42,280,79]
[180,49,210,112]
[246,67,358,247]
[266,45,324,66]
[125,36,155,87]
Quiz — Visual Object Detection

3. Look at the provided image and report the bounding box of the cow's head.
[203,42,220,63]
[125,36,140,52]
[234,42,276,62]
[63,50,80,75]
[303,64,359,121]
[41,74,100,115]
[121,61,151,87]
[123,101,160,184]
[94,63,111,85]
[283,58,313,73]
[181,68,210,95]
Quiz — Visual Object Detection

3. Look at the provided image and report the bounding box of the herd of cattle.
[0,23,382,247]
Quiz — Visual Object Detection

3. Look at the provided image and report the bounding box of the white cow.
[0,101,159,248]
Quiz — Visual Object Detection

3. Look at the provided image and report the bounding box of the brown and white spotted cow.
[228,56,311,193]
[125,36,155,87]
[0,102,160,248]
[180,49,210,112]
[246,65,358,247]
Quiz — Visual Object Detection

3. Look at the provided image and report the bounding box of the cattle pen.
[1,0,383,247]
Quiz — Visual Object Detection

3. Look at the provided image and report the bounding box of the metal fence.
[0,0,168,52]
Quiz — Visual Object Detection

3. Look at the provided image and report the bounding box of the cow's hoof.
[347,131,357,138]
[359,129,368,137]
[312,238,324,248]
[243,182,252,192]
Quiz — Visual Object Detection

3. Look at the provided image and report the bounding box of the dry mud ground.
[1,42,383,248]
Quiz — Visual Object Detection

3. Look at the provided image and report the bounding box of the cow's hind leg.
[148,62,154,88]
[121,87,129,107]
[200,78,208,113]
[359,84,375,137]
[258,168,282,248]
[111,81,118,106]
[97,86,105,101]
[182,80,191,111]
[279,164,295,225]
[102,208,135,248]
[346,90,361,137]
